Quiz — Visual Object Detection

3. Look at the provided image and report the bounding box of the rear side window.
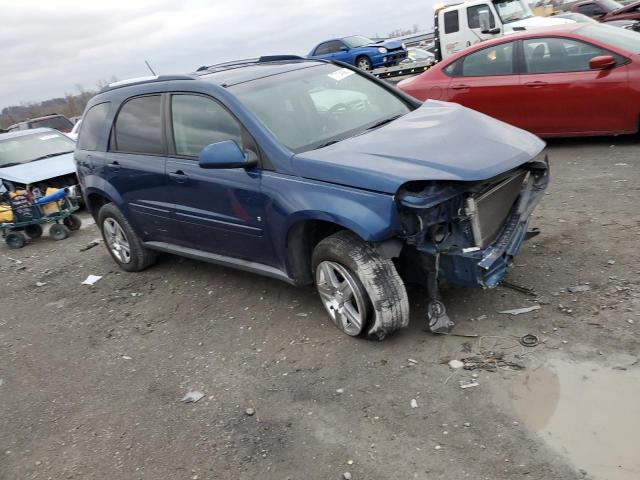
[78,103,109,151]
[444,11,460,33]
[461,42,514,76]
[468,5,496,29]
[171,94,243,157]
[314,42,330,55]
[112,95,163,154]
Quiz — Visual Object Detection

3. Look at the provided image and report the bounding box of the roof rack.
[100,75,196,92]
[195,55,305,75]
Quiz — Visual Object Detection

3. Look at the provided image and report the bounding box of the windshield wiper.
[366,114,403,131]
[315,140,341,149]
[0,162,22,168]
[30,151,74,162]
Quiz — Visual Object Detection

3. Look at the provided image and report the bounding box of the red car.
[398,24,640,137]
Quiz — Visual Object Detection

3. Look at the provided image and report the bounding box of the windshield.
[492,0,534,23]
[0,131,75,168]
[600,0,623,11]
[230,64,411,153]
[342,35,374,48]
[579,23,640,52]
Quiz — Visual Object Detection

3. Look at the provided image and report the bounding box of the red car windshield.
[578,24,640,53]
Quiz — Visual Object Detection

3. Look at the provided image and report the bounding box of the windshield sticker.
[328,68,355,81]
[38,134,58,140]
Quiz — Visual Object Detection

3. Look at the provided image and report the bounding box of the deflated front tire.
[312,230,410,340]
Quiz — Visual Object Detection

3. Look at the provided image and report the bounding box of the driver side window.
[170,94,244,157]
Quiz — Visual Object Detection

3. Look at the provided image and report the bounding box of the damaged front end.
[396,156,549,332]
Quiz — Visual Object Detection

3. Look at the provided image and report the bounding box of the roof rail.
[258,55,304,62]
[195,55,306,74]
[100,75,196,92]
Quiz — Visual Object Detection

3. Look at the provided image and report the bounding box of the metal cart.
[0,190,82,249]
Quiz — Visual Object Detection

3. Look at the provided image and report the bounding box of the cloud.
[0,0,434,109]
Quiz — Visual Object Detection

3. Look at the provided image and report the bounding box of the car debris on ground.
[81,274,102,285]
[180,391,205,403]
[567,284,591,293]
[498,305,541,315]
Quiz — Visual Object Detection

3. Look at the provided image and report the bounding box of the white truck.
[433,0,573,60]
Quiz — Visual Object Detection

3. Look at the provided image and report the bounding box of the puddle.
[509,359,640,480]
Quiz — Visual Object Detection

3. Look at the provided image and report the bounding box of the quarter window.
[461,42,514,76]
[112,95,163,154]
[78,103,109,151]
[523,37,608,74]
[444,11,460,34]
[171,94,243,157]
[468,5,496,29]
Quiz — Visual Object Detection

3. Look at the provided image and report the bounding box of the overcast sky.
[0,0,436,110]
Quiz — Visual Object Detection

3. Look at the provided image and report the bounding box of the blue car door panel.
[166,93,275,264]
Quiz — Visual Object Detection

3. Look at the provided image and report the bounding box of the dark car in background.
[76,57,548,340]
[308,35,408,70]
[571,0,640,22]
[8,114,74,133]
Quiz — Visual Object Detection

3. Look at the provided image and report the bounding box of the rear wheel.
[63,214,82,231]
[356,56,373,71]
[312,230,409,340]
[6,232,27,249]
[98,203,157,272]
[49,224,70,241]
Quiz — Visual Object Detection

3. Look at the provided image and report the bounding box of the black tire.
[63,214,82,231]
[49,223,70,241]
[25,224,43,239]
[6,232,27,249]
[98,202,157,272]
[312,230,409,340]
[355,55,372,71]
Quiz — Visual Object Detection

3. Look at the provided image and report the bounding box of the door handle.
[451,84,470,90]
[169,170,188,183]
[524,81,548,88]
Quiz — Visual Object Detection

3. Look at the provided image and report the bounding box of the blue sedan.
[308,35,408,70]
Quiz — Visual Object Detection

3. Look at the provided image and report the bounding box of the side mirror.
[589,55,616,70]
[198,140,256,169]
[481,27,501,34]
[479,11,491,31]
[339,46,349,52]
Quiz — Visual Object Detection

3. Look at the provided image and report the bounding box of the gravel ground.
[1,137,639,480]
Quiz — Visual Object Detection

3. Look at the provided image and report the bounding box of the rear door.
[104,94,174,242]
[165,93,274,264]
[446,40,523,127]
[518,36,632,135]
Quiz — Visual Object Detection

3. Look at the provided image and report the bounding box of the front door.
[518,37,632,135]
[105,94,174,242]
[165,93,274,265]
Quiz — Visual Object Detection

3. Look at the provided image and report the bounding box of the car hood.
[0,152,76,184]
[292,100,545,194]
[366,39,404,50]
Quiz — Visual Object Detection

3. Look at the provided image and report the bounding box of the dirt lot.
[1,137,639,480]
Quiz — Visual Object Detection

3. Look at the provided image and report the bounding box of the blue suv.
[308,35,408,70]
[75,57,549,340]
